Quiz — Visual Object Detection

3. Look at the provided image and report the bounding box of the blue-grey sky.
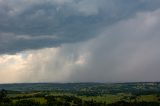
[0,0,160,83]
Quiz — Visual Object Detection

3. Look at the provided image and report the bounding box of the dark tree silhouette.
[0,89,7,100]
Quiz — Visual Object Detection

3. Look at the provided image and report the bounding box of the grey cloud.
[68,9,160,82]
[1,7,160,83]
[0,0,160,54]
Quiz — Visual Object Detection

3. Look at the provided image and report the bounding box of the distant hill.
[0,82,160,95]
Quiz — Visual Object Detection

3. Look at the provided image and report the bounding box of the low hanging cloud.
[0,0,160,83]
[69,9,160,82]
[1,0,160,54]
[1,8,160,83]
[0,46,90,83]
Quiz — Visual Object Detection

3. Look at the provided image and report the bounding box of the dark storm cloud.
[69,9,160,82]
[0,0,160,54]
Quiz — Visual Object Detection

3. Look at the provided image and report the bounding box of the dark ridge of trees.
[0,89,12,106]
[0,89,7,99]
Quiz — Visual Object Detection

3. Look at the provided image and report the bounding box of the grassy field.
[8,92,160,105]
[0,82,160,106]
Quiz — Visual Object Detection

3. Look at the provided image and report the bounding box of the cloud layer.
[70,9,160,82]
[0,0,160,83]
[1,0,160,54]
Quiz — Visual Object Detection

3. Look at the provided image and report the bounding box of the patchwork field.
[0,82,160,106]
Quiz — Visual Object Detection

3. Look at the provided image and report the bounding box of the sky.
[0,0,160,83]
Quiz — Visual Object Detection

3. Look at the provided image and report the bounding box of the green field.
[0,82,160,106]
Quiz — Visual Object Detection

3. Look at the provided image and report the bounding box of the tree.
[0,89,7,100]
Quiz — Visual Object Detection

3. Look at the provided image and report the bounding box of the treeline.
[1,82,160,97]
